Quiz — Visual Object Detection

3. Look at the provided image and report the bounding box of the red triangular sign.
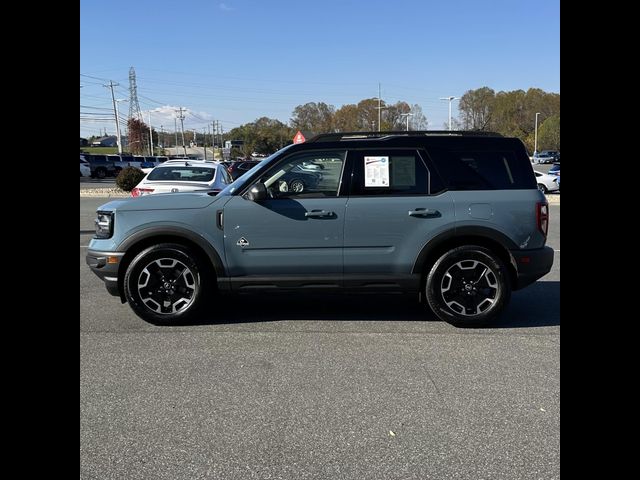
[293,131,306,144]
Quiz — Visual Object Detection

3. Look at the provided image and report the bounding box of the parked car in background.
[548,163,560,177]
[227,160,261,180]
[533,151,560,164]
[131,160,233,197]
[83,154,117,178]
[534,170,560,193]
[80,156,91,177]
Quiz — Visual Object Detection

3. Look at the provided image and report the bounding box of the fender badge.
[236,237,249,247]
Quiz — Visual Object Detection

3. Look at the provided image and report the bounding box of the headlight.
[94,211,114,239]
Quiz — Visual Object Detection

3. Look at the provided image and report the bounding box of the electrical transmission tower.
[128,66,142,121]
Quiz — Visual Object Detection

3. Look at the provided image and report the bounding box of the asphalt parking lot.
[80,197,560,480]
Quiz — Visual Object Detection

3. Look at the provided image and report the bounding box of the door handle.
[408,208,440,218]
[305,210,334,218]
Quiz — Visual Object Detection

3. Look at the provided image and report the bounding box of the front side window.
[349,150,429,196]
[256,150,346,198]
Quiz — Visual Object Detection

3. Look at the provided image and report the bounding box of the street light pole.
[399,112,414,131]
[440,96,459,131]
[534,112,541,155]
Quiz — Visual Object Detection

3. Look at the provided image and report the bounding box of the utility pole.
[440,96,459,131]
[104,80,122,154]
[375,83,389,132]
[174,118,178,155]
[148,111,153,156]
[176,107,187,156]
[203,127,207,160]
[534,112,541,155]
[160,125,164,150]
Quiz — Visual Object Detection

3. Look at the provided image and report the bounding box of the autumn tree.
[127,117,149,155]
[458,87,495,130]
[333,104,359,131]
[290,102,335,135]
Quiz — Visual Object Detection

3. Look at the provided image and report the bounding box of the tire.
[538,183,548,193]
[96,168,106,179]
[425,246,511,327]
[124,243,210,325]
[289,179,305,193]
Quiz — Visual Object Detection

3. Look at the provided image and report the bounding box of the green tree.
[537,114,560,151]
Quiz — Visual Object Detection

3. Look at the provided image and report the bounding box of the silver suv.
[87,131,554,327]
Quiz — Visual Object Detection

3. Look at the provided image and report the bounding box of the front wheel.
[289,179,305,193]
[124,243,209,325]
[538,183,548,193]
[425,246,511,327]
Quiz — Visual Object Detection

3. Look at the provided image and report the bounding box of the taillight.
[131,187,154,197]
[537,202,549,237]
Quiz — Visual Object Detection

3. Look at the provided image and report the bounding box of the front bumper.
[86,249,125,297]
[510,246,554,290]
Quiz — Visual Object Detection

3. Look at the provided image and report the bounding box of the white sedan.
[80,156,91,177]
[534,171,560,193]
[131,161,233,197]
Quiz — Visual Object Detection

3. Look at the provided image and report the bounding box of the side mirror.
[244,182,268,202]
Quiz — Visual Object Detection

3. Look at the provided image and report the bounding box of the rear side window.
[349,150,429,196]
[427,146,536,190]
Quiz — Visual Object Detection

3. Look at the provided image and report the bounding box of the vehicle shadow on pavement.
[182,280,559,328]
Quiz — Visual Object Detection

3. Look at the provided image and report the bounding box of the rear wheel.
[425,246,511,327]
[95,168,106,179]
[538,183,548,193]
[124,243,210,325]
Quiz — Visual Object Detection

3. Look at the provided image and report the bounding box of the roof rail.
[306,130,503,142]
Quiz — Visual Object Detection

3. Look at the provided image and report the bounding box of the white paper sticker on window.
[364,156,389,187]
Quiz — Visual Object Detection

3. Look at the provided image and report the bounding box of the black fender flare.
[411,226,518,274]
[117,226,226,278]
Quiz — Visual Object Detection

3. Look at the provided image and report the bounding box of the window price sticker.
[364,156,389,187]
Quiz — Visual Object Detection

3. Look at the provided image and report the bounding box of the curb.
[80,188,129,197]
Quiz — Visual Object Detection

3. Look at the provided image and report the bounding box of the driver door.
[222,150,347,284]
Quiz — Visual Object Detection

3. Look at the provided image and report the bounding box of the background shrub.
[116,166,146,192]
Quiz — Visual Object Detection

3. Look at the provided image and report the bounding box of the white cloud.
[219,3,233,11]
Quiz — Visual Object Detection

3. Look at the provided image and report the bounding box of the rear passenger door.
[343,149,455,285]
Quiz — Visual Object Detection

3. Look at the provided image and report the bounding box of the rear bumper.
[86,249,124,297]
[510,246,554,290]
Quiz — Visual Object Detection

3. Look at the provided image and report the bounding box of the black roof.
[306,130,502,143]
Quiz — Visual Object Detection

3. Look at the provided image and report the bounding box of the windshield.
[217,145,295,196]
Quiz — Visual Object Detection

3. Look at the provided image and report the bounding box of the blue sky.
[80,0,559,138]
